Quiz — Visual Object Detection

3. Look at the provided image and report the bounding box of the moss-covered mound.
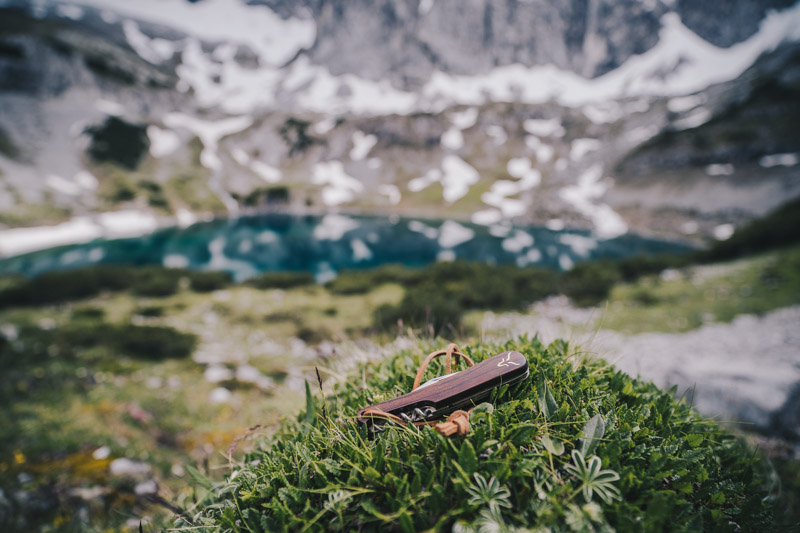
[193,337,775,532]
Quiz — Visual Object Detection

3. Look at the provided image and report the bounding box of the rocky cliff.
[1,0,799,251]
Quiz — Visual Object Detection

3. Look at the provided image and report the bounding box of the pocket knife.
[357,350,529,428]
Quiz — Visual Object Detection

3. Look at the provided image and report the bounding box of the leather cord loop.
[412,343,475,391]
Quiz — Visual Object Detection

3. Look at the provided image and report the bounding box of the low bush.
[193,337,776,531]
[559,260,621,307]
[326,264,425,295]
[188,271,233,293]
[85,116,149,170]
[704,196,800,262]
[58,323,196,360]
[247,271,315,290]
[131,267,181,297]
[372,262,560,332]
[0,265,237,309]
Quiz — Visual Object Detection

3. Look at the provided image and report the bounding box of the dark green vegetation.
[0,124,19,160]
[194,337,777,532]
[0,265,233,308]
[700,196,800,262]
[241,186,291,207]
[85,117,149,170]
[247,270,315,290]
[280,117,324,156]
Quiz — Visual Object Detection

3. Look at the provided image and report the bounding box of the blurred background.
[0,0,798,529]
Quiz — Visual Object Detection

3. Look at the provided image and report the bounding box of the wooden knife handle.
[357,350,528,424]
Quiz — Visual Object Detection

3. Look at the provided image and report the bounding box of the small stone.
[92,446,111,460]
[205,365,233,383]
[209,387,232,404]
[134,480,158,495]
[109,458,151,479]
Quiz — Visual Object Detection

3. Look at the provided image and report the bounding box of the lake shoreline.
[0,203,702,261]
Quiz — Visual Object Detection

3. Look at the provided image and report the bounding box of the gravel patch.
[482,298,800,437]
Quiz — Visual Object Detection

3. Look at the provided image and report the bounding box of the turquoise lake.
[0,214,691,281]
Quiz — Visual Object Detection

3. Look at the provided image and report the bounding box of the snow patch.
[440,155,479,203]
[311,161,363,205]
[523,118,564,137]
[667,93,706,113]
[713,224,735,240]
[164,113,252,171]
[486,125,508,146]
[74,171,99,190]
[0,209,161,258]
[558,233,598,257]
[408,168,441,193]
[81,0,315,68]
[759,152,799,168]
[524,136,554,164]
[95,99,124,117]
[408,220,439,239]
[705,163,734,176]
[450,107,479,129]
[147,125,180,158]
[312,117,337,135]
[164,254,189,268]
[437,220,474,248]
[55,4,84,20]
[418,0,435,16]
[176,208,197,228]
[559,164,628,239]
[502,230,534,253]
[570,138,601,161]
[672,107,711,130]
[350,131,378,161]
[471,209,502,226]
[440,127,464,150]
[351,239,373,261]
[251,161,281,183]
[378,184,401,205]
[313,214,360,241]
[123,20,177,64]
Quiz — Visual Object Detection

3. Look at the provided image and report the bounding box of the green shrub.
[131,268,181,297]
[242,186,291,207]
[134,305,165,317]
[615,252,694,282]
[326,264,425,295]
[560,261,621,307]
[371,262,560,331]
[113,324,196,359]
[58,323,196,360]
[71,306,106,320]
[0,266,240,309]
[248,271,315,290]
[704,196,800,262]
[193,337,776,532]
[279,117,322,156]
[85,117,149,170]
[188,271,233,293]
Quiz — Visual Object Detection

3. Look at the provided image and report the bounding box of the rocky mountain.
[1,0,799,255]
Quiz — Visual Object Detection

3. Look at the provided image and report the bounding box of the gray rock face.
[259,0,791,89]
[676,0,796,48]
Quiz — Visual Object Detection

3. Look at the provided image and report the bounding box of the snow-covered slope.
[1,0,799,255]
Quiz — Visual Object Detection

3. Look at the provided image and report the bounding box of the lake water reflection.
[0,214,691,281]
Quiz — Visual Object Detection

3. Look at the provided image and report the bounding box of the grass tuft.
[191,337,777,532]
